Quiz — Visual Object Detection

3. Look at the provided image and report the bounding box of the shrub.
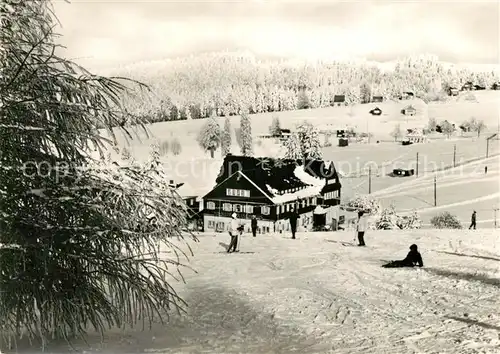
[430,212,463,229]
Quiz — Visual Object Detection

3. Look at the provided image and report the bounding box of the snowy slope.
[24,229,500,354]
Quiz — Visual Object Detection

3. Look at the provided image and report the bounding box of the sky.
[52,0,500,72]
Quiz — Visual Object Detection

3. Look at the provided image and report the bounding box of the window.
[207,220,215,229]
[223,203,232,212]
[327,178,337,185]
[312,197,317,205]
[226,188,250,197]
[233,204,242,212]
[261,206,270,215]
[245,205,254,213]
[207,201,215,210]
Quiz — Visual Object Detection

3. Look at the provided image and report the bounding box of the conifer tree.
[197,114,221,158]
[296,121,323,159]
[0,0,193,347]
[221,117,232,157]
[269,116,281,136]
[391,124,402,142]
[240,111,253,156]
[284,133,302,159]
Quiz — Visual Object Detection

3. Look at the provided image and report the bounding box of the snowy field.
[20,229,500,354]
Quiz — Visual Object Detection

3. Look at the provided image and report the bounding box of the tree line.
[114,52,500,125]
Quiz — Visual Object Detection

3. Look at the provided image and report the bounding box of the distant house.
[448,87,459,96]
[333,95,346,106]
[399,91,414,100]
[202,155,343,233]
[371,96,384,103]
[404,128,427,143]
[492,82,500,90]
[473,84,486,91]
[461,82,473,91]
[401,105,416,116]
[369,107,382,116]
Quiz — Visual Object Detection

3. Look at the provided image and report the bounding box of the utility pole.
[368,166,372,194]
[433,176,437,207]
[453,144,456,167]
[416,152,419,177]
[494,208,498,228]
[486,138,489,158]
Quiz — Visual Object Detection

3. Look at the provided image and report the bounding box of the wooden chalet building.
[401,105,416,116]
[448,87,459,96]
[461,82,473,91]
[492,82,500,90]
[371,95,384,103]
[202,155,342,233]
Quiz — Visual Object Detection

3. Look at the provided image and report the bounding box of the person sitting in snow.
[382,244,424,268]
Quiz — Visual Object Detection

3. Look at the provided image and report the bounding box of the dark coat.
[471,213,476,222]
[402,250,424,267]
[289,212,298,228]
[383,250,423,268]
[251,218,257,229]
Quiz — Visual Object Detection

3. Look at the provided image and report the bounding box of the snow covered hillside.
[27,229,500,354]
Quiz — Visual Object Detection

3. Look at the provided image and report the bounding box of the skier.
[382,244,424,268]
[251,215,258,237]
[485,166,488,174]
[289,207,299,239]
[356,210,368,246]
[469,210,477,230]
[227,213,241,253]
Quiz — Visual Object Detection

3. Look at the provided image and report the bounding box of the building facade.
[202,155,342,234]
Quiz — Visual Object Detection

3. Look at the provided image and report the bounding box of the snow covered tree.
[0,1,193,347]
[375,205,399,230]
[221,117,232,157]
[197,114,221,158]
[171,137,182,155]
[474,120,487,137]
[440,120,455,138]
[240,111,253,156]
[360,82,372,103]
[296,121,323,159]
[430,212,462,229]
[391,124,403,142]
[428,117,438,132]
[346,195,381,215]
[284,133,303,159]
[269,115,281,136]
[397,210,422,230]
[121,147,132,161]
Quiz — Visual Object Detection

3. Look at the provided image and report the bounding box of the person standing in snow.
[382,244,424,268]
[356,210,368,246]
[251,215,258,237]
[289,207,299,239]
[227,213,240,253]
[469,210,477,230]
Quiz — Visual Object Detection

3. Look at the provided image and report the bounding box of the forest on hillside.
[113,53,500,125]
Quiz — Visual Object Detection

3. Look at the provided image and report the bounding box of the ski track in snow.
[24,230,500,354]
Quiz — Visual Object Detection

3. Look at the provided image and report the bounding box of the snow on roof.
[266,165,325,204]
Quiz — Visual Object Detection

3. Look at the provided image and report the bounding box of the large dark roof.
[217,155,339,195]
